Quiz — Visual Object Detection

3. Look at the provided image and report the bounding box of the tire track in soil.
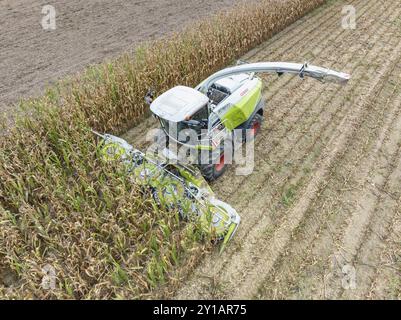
[247,0,374,107]
[224,0,372,139]
[367,209,401,299]
[303,53,401,299]
[338,89,401,299]
[331,92,401,299]
[364,125,401,299]
[346,144,401,299]
[233,34,401,300]
[197,0,382,217]
[254,13,401,298]
[210,0,382,198]
[245,0,360,64]
[173,0,400,298]
[256,53,401,299]
[198,0,392,272]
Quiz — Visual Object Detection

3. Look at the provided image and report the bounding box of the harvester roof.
[150,85,209,122]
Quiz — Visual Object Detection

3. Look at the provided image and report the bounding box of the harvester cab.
[148,61,350,181]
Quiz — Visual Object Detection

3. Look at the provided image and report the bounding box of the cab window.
[191,106,208,123]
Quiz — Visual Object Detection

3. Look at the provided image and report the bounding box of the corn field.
[0,0,324,299]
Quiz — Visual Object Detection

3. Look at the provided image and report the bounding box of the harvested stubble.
[0,0,324,299]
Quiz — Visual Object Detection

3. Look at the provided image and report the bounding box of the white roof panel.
[150,86,209,122]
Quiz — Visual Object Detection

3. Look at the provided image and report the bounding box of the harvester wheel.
[245,113,262,142]
[199,153,227,181]
[199,142,232,181]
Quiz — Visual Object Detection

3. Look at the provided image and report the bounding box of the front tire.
[199,151,227,181]
[199,141,232,181]
[244,113,263,142]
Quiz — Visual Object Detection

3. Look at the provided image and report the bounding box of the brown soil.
[123,0,401,299]
[0,0,242,113]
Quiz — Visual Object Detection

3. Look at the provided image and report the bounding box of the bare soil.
[123,0,401,299]
[0,0,242,113]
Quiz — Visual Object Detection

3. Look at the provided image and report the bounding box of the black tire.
[199,156,227,181]
[198,142,232,181]
[244,113,263,142]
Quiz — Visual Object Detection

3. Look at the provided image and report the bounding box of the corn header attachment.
[93,131,241,249]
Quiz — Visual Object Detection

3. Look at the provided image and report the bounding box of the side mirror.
[144,89,155,106]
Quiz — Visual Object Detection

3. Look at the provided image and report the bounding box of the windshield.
[159,106,209,142]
